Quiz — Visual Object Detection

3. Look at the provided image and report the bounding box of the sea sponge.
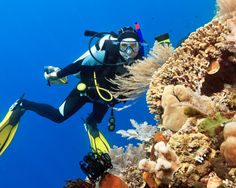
[206,174,223,188]
[161,85,217,131]
[197,112,230,137]
[223,121,236,139]
[122,165,146,188]
[233,114,236,121]
[99,173,128,188]
[220,136,236,166]
[220,121,236,166]
[161,85,189,131]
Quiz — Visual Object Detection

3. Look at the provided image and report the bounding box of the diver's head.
[119,38,139,61]
[118,27,140,61]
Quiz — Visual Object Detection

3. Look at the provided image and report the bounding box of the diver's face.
[119,38,139,60]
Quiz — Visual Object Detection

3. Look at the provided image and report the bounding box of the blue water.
[0,0,215,187]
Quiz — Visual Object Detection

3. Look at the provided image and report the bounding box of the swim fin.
[155,33,170,45]
[0,97,25,156]
[86,124,110,154]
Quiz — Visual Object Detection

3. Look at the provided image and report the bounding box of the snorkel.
[134,22,145,57]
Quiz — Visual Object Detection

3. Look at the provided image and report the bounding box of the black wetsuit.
[20,59,128,126]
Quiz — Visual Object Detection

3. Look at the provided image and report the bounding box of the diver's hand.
[44,66,60,81]
[44,71,58,81]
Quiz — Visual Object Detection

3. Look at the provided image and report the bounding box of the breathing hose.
[93,71,113,102]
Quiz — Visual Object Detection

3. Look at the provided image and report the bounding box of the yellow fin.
[0,123,19,156]
[88,131,110,154]
[0,109,19,156]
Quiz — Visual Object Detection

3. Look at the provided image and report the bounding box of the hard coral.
[139,141,179,186]
[108,144,146,187]
[147,5,236,122]
[168,131,216,187]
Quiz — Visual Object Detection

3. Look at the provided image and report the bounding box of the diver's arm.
[56,61,108,78]
[56,63,81,78]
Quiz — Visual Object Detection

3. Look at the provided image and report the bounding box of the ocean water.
[0,0,215,187]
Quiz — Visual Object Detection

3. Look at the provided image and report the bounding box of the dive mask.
[119,38,139,60]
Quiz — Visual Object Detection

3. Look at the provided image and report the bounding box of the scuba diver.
[0,25,147,156]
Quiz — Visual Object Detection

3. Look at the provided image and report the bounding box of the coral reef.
[147,0,236,121]
[136,82,236,187]
[131,1,236,185]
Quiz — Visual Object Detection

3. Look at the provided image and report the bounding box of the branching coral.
[109,43,174,101]
[108,144,146,187]
[116,119,158,141]
[139,139,179,187]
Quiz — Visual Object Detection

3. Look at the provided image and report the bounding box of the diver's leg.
[21,89,88,123]
[85,103,110,153]
[86,102,109,129]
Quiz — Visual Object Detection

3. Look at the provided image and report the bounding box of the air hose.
[93,71,113,102]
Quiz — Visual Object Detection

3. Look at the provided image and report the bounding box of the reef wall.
[137,0,236,187]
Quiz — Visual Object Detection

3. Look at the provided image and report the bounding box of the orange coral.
[99,173,128,188]
[153,133,168,143]
[151,133,168,160]
[143,172,158,188]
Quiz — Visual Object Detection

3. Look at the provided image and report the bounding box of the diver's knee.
[54,116,66,124]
